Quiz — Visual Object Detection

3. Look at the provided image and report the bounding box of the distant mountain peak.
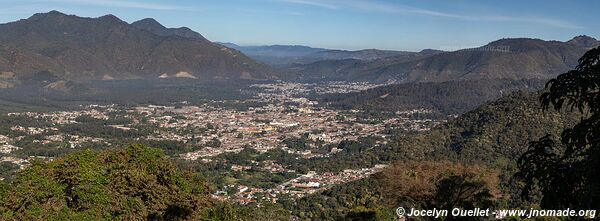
[567,35,599,48]
[98,14,126,24]
[131,18,206,40]
[419,49,443,53]
[486,37,541,45]
[136,17,159,23]
[570,35,597,41]
[28,10,69,20]
[47,10,65,15]
[132,18,165,28]
[289,36,595,83]
[0,12,278,82]
[27,11,125,25]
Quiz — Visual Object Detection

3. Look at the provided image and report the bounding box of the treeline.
[0,79,264,110]
[320,78,546,115]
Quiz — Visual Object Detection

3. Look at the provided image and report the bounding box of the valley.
[0,81,440,207]
[0,7,598,221]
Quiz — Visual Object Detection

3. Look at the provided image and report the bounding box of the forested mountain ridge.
[0,11,278,87]
[429,91,578,164]
[354,90,578,170]
[290,36,599,83]
[321,78,546,114]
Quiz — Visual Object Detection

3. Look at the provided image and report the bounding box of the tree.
[0,144,213,220]
[377,161,499,220]
[433,175,495,221]
[343,206,393,221]
[516,46,600,209]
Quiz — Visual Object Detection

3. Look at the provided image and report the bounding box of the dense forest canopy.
[0,144,290,220]
[0,144,213,220]
[320,79,546,115]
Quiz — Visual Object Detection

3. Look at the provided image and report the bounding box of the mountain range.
[0,11,598,90]
[288,36,599,82]
[0,11,278,88]
[217,43,413,66]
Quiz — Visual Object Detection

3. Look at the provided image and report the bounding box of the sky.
[0,0,598,51]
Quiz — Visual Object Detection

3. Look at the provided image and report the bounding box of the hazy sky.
[0,0,598,51]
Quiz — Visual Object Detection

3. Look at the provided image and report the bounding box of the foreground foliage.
[0,144,213,220]
[378,161,500,211]
[517,46,600,209]
[287,161,500,220]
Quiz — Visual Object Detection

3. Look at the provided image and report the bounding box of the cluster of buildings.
[0,81,440,203]
[215,164,389,204]
[252,81,395,95]
[0,135,19,154]
[171,101,397,160]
